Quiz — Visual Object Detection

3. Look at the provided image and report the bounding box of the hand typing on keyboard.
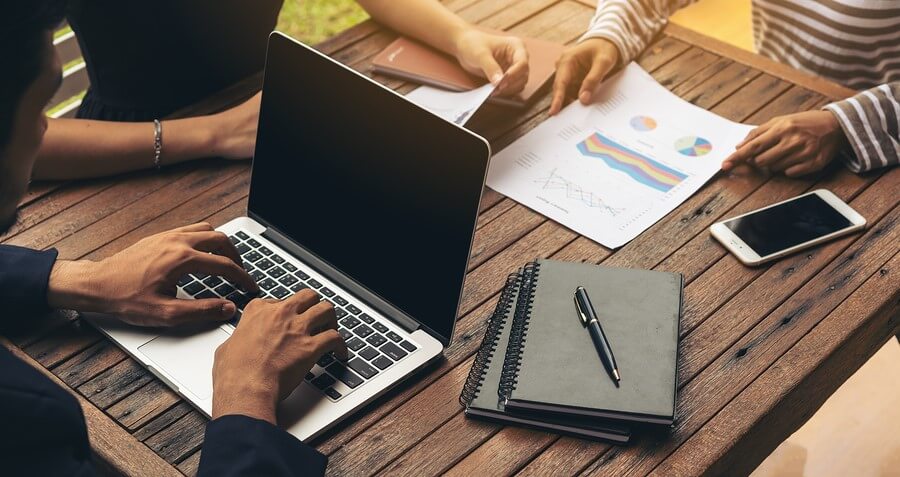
[211,290,348,425]
[46,222,258,326]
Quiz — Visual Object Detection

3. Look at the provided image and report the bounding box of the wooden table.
[4,1,898,475]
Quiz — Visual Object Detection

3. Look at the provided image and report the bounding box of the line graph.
[533,169,624,216]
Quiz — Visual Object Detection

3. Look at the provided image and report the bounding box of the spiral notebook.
[459,272,631,443]
[499,260,683,425]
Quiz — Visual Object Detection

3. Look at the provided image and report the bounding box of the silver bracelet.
[153,119,163,170]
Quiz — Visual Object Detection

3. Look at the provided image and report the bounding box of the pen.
[574,286,621,387]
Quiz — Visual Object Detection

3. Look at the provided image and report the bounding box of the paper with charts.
[486,62,754,248]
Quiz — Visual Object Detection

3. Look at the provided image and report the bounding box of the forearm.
[33,116,218,180]
[580,0,695,64]
[356,0,470,57]
[823,82,900,173]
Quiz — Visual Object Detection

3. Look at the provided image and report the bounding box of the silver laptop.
[86,31,490,441]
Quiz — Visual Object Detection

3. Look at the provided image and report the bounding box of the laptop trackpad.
[138,327,229,400]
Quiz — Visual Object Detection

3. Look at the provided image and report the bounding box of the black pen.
[574,286,621,387]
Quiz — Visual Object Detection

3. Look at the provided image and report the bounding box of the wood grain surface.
[3,1,897,475]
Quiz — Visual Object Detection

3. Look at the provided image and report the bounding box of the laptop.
[85,31,491,441]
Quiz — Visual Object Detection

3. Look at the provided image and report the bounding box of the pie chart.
[630,115,657,132]
[675,136,713,156]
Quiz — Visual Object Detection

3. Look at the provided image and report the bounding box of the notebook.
[371,35,563,108]
[499,260,683,425]
[459,272,631,443]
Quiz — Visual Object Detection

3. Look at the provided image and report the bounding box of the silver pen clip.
[574,294,588,326]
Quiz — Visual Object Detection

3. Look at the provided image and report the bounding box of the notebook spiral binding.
[459,271,521,407]
[498,260,540,402]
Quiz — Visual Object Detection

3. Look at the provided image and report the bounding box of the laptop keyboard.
[175,229,419,402]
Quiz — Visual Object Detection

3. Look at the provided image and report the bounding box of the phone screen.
[724,194,852,257]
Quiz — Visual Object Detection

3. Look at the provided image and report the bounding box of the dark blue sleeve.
[0,245,58,321]
[199,415,327,477]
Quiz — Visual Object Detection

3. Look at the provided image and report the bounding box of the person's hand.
[550,38,620,115]
[722,110,848,177]
[207,92,262,160]
[211,290,348,424]
[453,28,529,97]
[47,223,258,326]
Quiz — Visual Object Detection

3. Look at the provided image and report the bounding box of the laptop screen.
[248,33,490,344]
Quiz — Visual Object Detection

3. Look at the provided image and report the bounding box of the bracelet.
[153,119,163,170]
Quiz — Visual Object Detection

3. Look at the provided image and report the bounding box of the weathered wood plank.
[651,251,900,477]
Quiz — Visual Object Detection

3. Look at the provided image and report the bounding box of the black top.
[67,0,283,121]
[0,244,326,475]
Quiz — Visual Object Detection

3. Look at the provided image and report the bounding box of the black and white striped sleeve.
[824,82,900,173]
[579,0,697,64]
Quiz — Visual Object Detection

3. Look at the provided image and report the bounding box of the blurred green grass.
[276,0,369,44]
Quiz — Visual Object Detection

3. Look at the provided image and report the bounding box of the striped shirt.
[581,0,899,172]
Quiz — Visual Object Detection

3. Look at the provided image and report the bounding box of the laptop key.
[358,346,379,361]
[256,258,274,271]
[203,276,223,288]
[259,278,278,290]
[244,251,263,263]
[339,329,353,341]
[183,281,204,296]
[312,373,336,390]
[334,308,348,319]
[235,243,251,255]
[271,254,285,264]
[192,272,209,281]
[279,275,298,286]
[333,296,349,306]
[305,372,314,381]
[270,286,290,299]
[354,324,374,338]
[380,342,408,361]
[250,270,266,283]
[366,334,387,348]
[236,231,250,240]
[258,246,273,256]
[214,283,235,296]
[196,290,217,299]
[268,267,286,279]
[317,353,335,367]
[246,238,261,248]
[226,291,255,309]
[348,358,378,379]
[177,275,193,287]
[372,322,389,334]
[386,331,402,342]
[326,363,363,389]
[289,283,308,293]
[283,263,297,272]
[346,304,362,315]
[345,337,366,351]
[229,235,241,245]
[307,278,321,289]
[319,287,335,298]
[399,340,417,352]
[359,313,374,324]
[295,270,310,280]
[339,316,360,329]
[371,356,393,370]
[324,388,342,400]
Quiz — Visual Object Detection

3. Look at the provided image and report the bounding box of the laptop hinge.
[260,225,421,335]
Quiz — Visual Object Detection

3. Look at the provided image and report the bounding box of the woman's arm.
[33,93,260,180]
[356,0,529,95]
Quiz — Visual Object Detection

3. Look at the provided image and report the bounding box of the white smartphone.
[710,189,866,266]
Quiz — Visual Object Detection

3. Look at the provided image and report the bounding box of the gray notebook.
[499,260,683,425]
[459,272,631,443]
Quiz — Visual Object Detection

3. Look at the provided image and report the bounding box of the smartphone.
[710,189,866,266]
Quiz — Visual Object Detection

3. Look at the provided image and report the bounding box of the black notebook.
[498,260,683,425]
[459,272,631,443]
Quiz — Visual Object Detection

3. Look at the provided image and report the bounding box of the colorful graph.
[675,136,713,156]
[577,133,688,193]
[630,115,657,132]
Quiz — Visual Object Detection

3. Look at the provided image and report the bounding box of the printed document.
[486,63,754,248]
[405,84,495,126]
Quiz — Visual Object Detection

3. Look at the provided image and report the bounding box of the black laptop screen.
[248,33,489,343]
